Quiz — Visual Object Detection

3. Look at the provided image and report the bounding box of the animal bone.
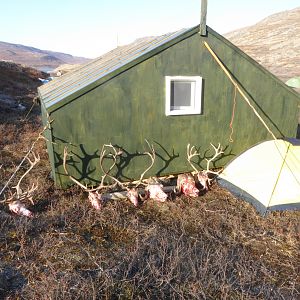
[186,144,201,173]
[133,141,168,203]
[8,201,34,218]
[126,188,139,207]
[99,143,124,187]
[64,141,162,207]
[88,191,103,210]
[177,173,199,197]
[196,172,210,191]
[101,140,156,206]
[145,183,168,202]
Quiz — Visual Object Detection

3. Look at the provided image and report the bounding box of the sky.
[0,0,299,58]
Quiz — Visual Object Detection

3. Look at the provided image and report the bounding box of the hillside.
[0,61,46,115]
[0,41,90,72]
[225,7,300,82]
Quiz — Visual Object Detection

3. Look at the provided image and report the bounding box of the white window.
[165,76,202,116]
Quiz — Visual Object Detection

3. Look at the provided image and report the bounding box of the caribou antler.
[63,147,95,192]
[187,143,224,176]
[134,141,168,202]
[63,145,139,208]
[9,151,40,205]
[1,151,41,217]
[185,143,224,191]
[205,143,224,175]
[99,144,142,206]
[63,142,163,207]
[63,146,118,191]
[63,146,107,210]
[187,144,201,173]
[99,141,156,205]
[135,140,156,187]
[99,144,124,187]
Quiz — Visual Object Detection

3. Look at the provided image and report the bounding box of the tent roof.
[38,26,195,111]
[38,25,300,113]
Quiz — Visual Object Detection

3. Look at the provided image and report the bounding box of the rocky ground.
[0,61,46,117]
[226,7,300,84]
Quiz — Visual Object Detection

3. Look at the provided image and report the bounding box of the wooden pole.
[200,0,208,36]
[203,41,277,140]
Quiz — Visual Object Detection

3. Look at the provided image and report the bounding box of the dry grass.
[0,103,299,300]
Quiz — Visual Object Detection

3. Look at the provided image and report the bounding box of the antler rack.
[134,140,156,187]
[1,151,40,205]
[186,142,224,191]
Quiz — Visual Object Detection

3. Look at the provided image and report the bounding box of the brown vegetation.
[0,86,299,299]
[0,30,300,298]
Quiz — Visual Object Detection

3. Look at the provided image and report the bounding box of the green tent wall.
[39,26,300,187]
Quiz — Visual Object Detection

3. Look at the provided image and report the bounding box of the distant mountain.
[225,7,300,83]
[0,41,90,72]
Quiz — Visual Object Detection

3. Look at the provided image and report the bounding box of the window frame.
[165,76,202,116]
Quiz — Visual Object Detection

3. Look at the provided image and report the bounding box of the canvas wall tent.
[218,139,300,215]
[38,24,300,187]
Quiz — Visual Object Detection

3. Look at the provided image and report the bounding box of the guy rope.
[203,41,277,140]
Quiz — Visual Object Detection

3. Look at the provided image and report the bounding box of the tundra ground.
[0,90,299,300]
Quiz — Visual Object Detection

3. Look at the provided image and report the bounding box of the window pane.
[165,76,202,116]
[170,81,193,109]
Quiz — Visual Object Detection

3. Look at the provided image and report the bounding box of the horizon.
[0,0,299,59]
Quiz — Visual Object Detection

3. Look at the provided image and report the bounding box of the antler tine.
[135,139,156,186]
[205,143,224,173]
[63,147,91,191]
[186,143,200,173]
[18,182,38,205]
[13,151,40,197]
[99,145,108,186]
[100,144,122,175]
[99,144,125,189]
